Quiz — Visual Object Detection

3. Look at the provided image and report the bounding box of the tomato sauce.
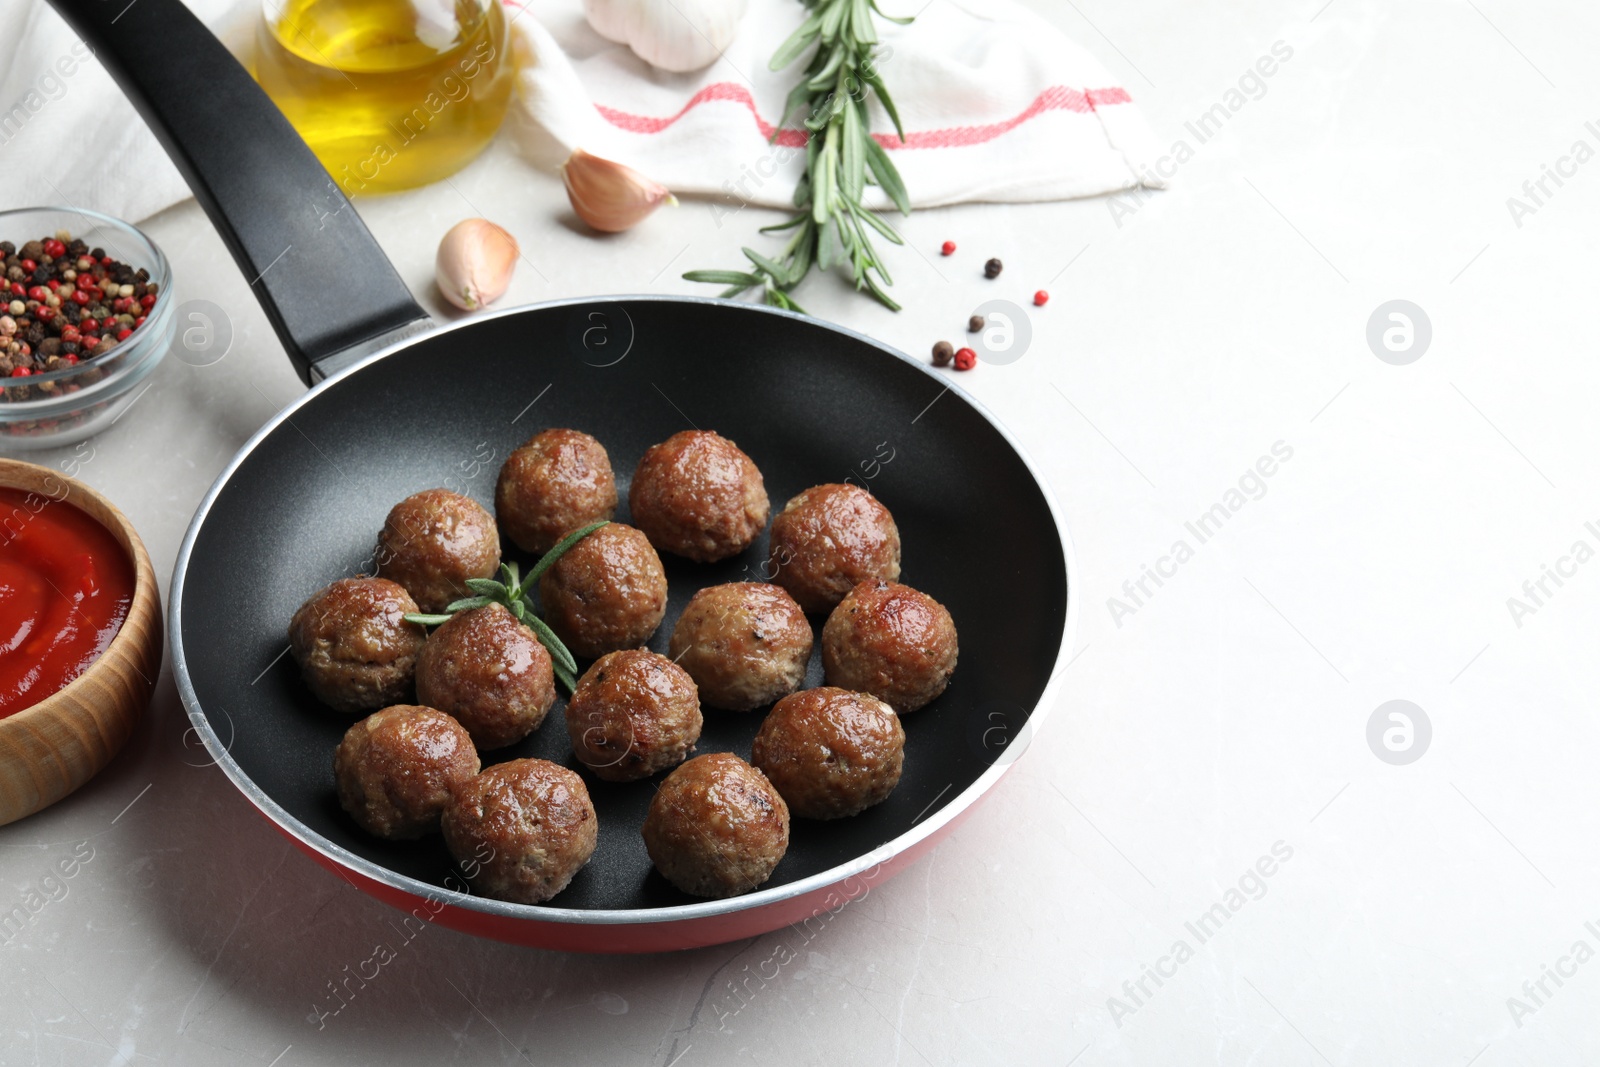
[0,485,134,719]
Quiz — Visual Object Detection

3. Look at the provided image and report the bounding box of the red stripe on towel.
[593,82,1132,150]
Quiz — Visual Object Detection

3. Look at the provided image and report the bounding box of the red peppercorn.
[42,238,66,258]
[8,283,22,297]
[46,279,61,290]
[134,315,146,327]
[62,353,80,366]
[71,289,90,305]
[139,293,156,310]
[1033,290,1049,306]
[60,326,81,345]
[940,240,956,256]
[9,367,30,378]
[26,286,47,303]
[34,306,54,321]
[112,297,132,313]
[79,317,97,333]
[19,258,36,273]
[100,256,113,266]
[953,347,977,371]
[116,327,132,341]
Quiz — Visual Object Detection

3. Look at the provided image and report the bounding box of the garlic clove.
[584,0,748,73]
[436,219,520,311]
[562,148,678,233]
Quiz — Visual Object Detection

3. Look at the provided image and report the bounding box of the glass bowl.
[0,206,174,451]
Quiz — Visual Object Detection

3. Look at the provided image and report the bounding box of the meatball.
[538,522,667,659]
[821,581,957,713]
[415,603,556,750]
[751,688,904,819]
[442,759,598,905]
[668,583,812,711]
[642,753,789,898]
[565,649,702,781]
[495,429,618,555]
[629,430,769,562]
[768,484,901,613]
[288,577,426,713]
[334,705,480,839]
[375,488,501,613]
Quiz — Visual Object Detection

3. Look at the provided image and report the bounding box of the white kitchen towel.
[511,0,1165,210]
[0,0,1162,223]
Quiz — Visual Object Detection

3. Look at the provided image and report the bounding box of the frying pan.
[49,0,1076,952]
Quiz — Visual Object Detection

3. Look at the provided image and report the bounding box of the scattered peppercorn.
[984,258,1003,279]
[931,340,954,367]
[954,347,977,371]
[0,229,154,405]
[968,314,985,333]
[940,240,956,256]
[1033,290,1049,307]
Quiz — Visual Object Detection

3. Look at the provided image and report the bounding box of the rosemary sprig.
[404,520,608,692]
[684,0,913,312]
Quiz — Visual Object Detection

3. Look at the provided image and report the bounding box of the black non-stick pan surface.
[176,297,1070,909]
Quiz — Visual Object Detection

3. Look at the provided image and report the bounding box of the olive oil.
[253,0,514,195]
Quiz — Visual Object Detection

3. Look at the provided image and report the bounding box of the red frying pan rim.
[168,293,1080,929]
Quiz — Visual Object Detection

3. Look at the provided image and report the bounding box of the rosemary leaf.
[742,247,792,286]
[683,269,762,286]
[523,612,579,677]
[552,659,578,695]
[526,520,610,585]
[403,613,455,627]
[464,578,508,598]
[770,13,824,70]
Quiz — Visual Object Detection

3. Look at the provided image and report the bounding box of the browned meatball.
[415,603,556,750]
[668,583,812,711]
[768,484,901,613]
[751,688,904,819]
[565,649,702,781]
[629,430,769,562]
[334,705,480,839]
[375,488,501,613]
[641,753,789,898]
[495,429,618,555]
[442,759,598,904]
[538,522,667,659]
[288,577,426,713]
[822,581,957,713]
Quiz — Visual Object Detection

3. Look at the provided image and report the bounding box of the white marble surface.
[6,0,1600,1064]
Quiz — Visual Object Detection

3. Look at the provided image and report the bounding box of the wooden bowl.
[0,458,162,825]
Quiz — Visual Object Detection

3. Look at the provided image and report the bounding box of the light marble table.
[5,1,1599,1064]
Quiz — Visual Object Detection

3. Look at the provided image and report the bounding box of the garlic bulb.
[583,0,748,73]
[562,148,677,233]
[436,219,519,311]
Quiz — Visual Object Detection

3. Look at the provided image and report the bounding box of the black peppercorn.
[984,258,1003,279]
[932,340,954,367]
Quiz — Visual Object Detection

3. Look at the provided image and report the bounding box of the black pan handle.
[46,0,431,384]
